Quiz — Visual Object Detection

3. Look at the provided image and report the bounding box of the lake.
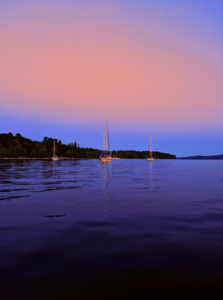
[0,159,223,298]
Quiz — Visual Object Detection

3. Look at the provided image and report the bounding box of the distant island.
[179,155,223,160]
[0,132,176,159]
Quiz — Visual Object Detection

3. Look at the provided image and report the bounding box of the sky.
[0,0,222,156]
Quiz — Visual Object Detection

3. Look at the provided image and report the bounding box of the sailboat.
[111,150,120,159]
[147,134,154,161]
[99,118,111,162]
[52,140,60,161]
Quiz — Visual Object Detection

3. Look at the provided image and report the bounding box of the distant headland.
[0,133,176,159]
[179,155,223,160]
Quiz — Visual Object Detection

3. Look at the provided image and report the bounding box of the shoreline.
[0,157,178,160]
[0,157,88,160]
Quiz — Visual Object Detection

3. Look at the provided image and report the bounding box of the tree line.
[113,150,176,159]
[0,133,176,159]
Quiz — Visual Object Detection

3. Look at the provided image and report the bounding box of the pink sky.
[0,0,222,133]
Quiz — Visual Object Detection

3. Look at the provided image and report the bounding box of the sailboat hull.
[52,156,60,161]
[147,158,154,161]
[52,157,59,161]
[100,157,110,162]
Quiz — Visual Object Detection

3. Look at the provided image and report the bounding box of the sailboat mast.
[150,134,152,157]
[54,140,55,156]
[103,131,105,152]
[106,118,110,153]
[106,118,107,152]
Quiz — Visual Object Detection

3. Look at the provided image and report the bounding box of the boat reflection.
[148,160,153,190]
[101,162,111,218]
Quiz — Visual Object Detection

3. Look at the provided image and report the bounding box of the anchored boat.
[52,140,60,161]
[100,118,111,162]
[147,134,154,161]
[111,150,120,159]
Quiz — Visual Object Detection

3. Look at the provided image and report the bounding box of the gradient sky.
[0,0,222,156]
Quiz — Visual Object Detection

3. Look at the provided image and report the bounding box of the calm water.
[0,159,223,298]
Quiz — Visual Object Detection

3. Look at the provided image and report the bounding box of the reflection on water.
[104,205,109,218]
[101,162,111,218]
[101,162,110,196]
[101,162,111,199]
[0,159,85,199]
[148,160,153,190]
[0,159,223,298]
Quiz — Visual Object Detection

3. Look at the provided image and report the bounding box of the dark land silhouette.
[0,132,176,159]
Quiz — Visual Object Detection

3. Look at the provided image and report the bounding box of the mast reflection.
[101,162,111,218]
[149,160,153,190]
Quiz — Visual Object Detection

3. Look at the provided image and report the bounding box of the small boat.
[52,140,60,161]
[100,153,109,163]
[99,119,111,162]
[111,150,120,159]
[147,134,154,161]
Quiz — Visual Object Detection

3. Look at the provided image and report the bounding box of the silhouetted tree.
[0,133,176,159]
[16,133,22,139]
[43,137,48,143]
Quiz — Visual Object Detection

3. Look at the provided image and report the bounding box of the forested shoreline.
[0,133,176,159]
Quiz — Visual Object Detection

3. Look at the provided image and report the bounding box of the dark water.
[0,159,223,298]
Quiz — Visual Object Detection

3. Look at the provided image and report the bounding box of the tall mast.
[106,118,107,152]
[106,118,110,153]
[54,140,55,156]
[150,134,152,157]
[103,131,105,152]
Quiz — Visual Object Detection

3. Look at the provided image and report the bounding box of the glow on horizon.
[0,0,222,132]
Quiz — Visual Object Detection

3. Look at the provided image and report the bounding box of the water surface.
[0,159,223,298]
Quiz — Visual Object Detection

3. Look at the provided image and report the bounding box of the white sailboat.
[52,140,60,161]
[111,150,120,159]
[147,134,154,161]
[100,118,111,162]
